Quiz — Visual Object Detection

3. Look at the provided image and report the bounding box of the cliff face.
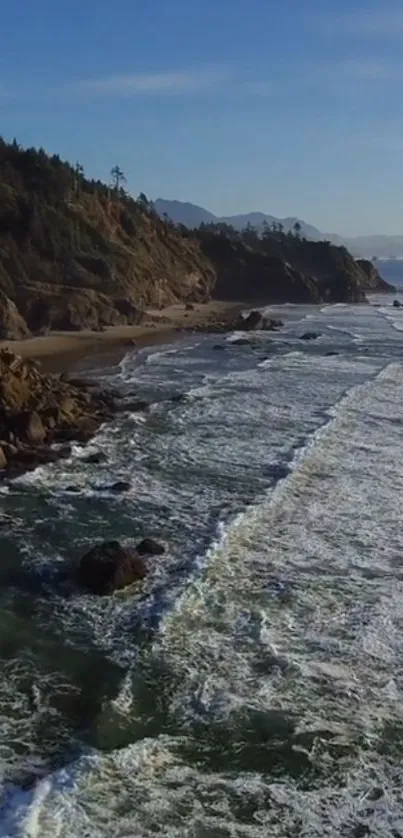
[0,140,393,339]
[0,141,214,337]
[355,259,396,293]
[197,229,394,305]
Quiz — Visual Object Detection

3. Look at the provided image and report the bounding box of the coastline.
[0,301,245,373]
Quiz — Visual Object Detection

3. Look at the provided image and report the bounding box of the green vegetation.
[0,138,392,337]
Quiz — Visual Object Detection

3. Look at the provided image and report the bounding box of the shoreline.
[0,301,245,373]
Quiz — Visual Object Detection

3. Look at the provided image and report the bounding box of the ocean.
[1,293,403,836]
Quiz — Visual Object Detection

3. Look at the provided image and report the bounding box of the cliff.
[196,226,394,304]
[0,140,393,339]
[0,140,214,338]
[355,259,396,293]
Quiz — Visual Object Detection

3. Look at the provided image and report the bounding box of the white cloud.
[76,66,229,95]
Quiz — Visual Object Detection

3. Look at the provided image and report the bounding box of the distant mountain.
[154,198,403,258]
[154,199,216,228]
[154,199,323,241]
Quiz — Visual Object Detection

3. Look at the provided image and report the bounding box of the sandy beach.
[0,301,245,372]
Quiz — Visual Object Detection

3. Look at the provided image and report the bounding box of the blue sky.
[1,0,403,235]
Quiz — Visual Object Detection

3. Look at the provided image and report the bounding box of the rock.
[0,446,7,469]
[212,344,225,351]
[300,331,321,341]
[325,351,339,356]
[84,451,108,465]
[185,303,195,311]
[12,411,46,444]
[94,480,131,493]
[170,393,187,404]
[232,338,252,346]
[77,540,147,595]
[0,292,30,340]
[236,311,284,332]
[393,299,401,308]
[136,538,165,556]
[124,338,137,347]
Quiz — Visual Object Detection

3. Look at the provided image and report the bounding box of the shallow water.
[1,296,403,836]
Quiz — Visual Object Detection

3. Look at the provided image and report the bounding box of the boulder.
[0,292,30,340]
[94,480,131,493]
[77,541,147,595]
[300,331,321,341]
[136,538,165,556]
[393,299,401,308]
[0,446,7,469]
[84,451,108,465]
[232,338,252,346]
[236,310,284,332]
[11,411,46,444]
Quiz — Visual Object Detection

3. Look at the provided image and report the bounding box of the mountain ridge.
[155,198,403,258]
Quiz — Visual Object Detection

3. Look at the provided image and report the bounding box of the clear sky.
[1,0,403,235]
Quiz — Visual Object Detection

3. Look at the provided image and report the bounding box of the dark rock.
[136,538,165,556]
[11,411,46,444]
[84,451,108,465]
[170,393,187,404]
[185,303,195,311]
[0,447,7,469]
[236,310,284,332]
[117,399,149,413]
[0,291,30,340]
[77,540,147,595]
[95,480,131,494]
[300,331,321,341]
[232,338,252,346]
[393,299,401,308]
[325,351,339,356]
[212,344,225,351]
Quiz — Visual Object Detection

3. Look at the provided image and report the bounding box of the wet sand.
[0,301,245,372]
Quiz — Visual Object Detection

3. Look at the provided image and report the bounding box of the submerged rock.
[84,451,108,465]
[77,541,147,595]
[300,331,321,341]
[393,299,401,308]
[232,338,252,346]
[236,310,284,332]
[94,480,131,494]
[136,538,165,556]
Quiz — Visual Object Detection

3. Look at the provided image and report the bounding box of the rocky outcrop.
[77,537,164,594]
[0,291,30,340]
[77,541,147,595]
[0,349,115,475]
[356,259,396,293]
[236,310,283,331]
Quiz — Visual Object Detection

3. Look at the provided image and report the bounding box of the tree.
[110,165,126,191]
[293,221,302,238]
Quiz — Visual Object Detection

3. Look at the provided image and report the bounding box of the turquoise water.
[1,296,403,835]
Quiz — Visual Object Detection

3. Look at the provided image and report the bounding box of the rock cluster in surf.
[0,348,115,475]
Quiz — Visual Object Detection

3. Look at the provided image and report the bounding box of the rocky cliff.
[355,259,396,293]
[0,140,394,339]
[0,140,215,338]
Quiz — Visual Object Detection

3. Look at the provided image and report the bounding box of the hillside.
[0,141,215,338]
[0,140,394,340]
[195,224,395,304]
